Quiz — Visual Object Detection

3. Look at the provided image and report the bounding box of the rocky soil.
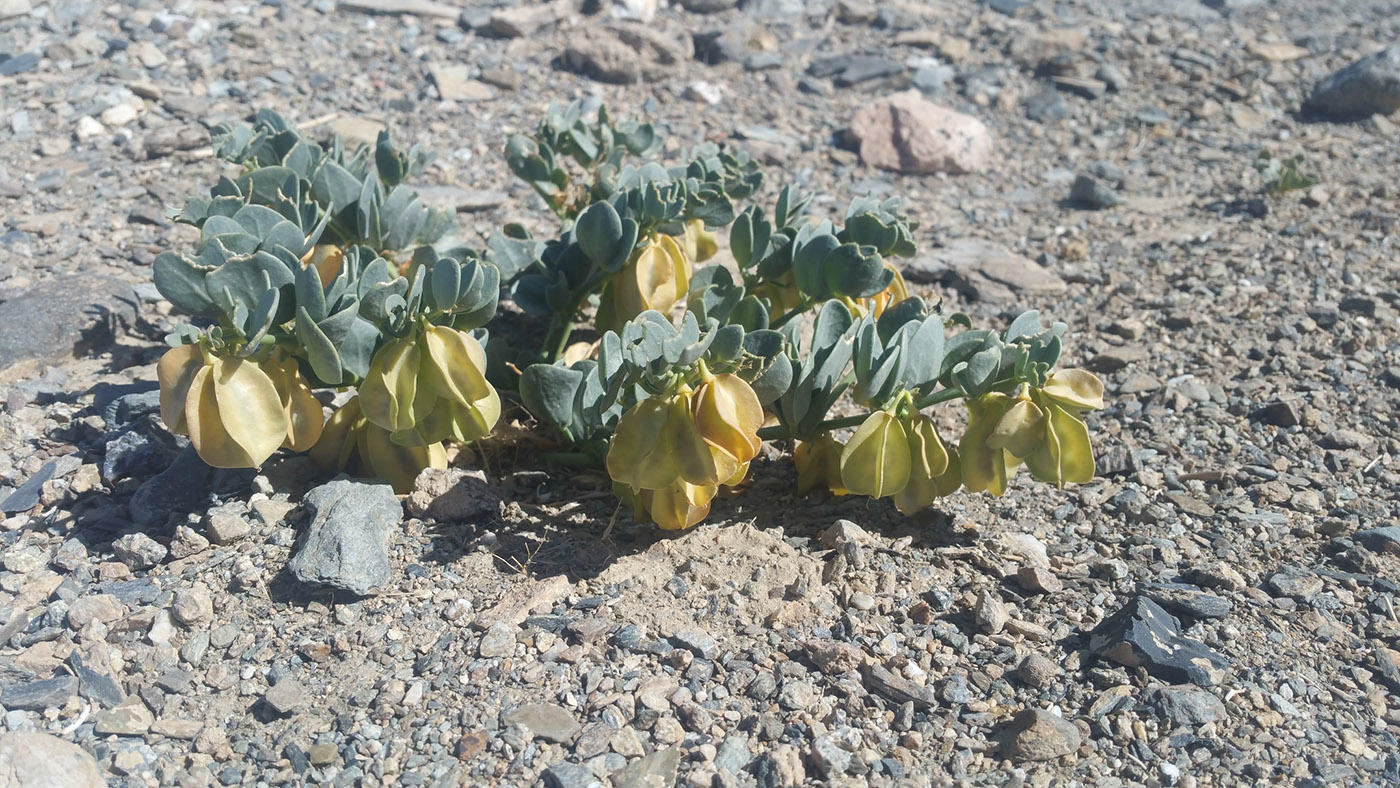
[3,0,1400,786]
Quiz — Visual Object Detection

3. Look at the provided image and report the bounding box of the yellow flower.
[607,391,717,491]
[862,262,908,319]
[839,410,912,499]
[300,244,344,288]
[309,396,446,494]
[358,325,499,447]
[691,371,763,481]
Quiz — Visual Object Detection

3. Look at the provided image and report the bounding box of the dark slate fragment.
[1356,526,1400,555]
[1089,596,1229,686]
[70,650,126,708]
[2,675,79,710]
[1,460,55,514]
[860,663,937,709]
[1140,582,1232,619]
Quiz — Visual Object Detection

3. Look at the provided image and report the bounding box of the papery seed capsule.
[301,245,344,289]
[359,336,420,434]
[795,432,848,496]
[1040,369,1105,411]
[157,344,204,435]
[311,396,364,472]
[419,325,494,407]
[644,478,717,530]
[692,373,763,465]
[892,413,951,516]
[986,398,1045,460]
[263,354,324,451]
[1024,398,1095,488]
[184,356,288,468]
[359,421,447,495]
[683,219,718,263]
[667,392,721,487]
[839,410,912,499]
[960,393,1011,496]
[607,396,683,491]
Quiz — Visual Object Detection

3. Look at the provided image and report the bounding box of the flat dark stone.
[2,675,79,711]
[1089,596,1229,686]
[1140,582,1232,619]
[1,460,55,514]
[70,651,126,708]
[860,663,937,709]
[0,51,41,76]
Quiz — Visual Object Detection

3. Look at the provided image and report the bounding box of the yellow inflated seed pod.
[839,410,912,499]
[1024,397,1096,488]
[666,391,721,487]
[300,244,345,289]
[986,396,1045,460]
[359,335,420,434]
[794,432,849,496]
[607,396,683,491]
[645,478,718,530]
[157,344,204,435]
[1040,368,1105,411]
[184,356,288,468]
[682,219,718,263]
[419,325,494,409]
[311,397,364,472]
[692,373,764,466]
[360,421,447,494]
[960,393,1012,496]
[892,413,951,516]
[262,354,324,451]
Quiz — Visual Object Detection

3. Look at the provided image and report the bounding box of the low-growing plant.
[1253,150,1318,195]
[149,105,1105,528]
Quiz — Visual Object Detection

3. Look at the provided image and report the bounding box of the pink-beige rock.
[848,91,991,175]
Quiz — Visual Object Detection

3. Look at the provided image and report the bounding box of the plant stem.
[542,312,576,363]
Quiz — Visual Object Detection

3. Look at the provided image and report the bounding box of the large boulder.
[1304,46,1400,119]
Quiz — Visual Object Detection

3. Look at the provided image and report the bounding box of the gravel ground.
[2,0,1400,786]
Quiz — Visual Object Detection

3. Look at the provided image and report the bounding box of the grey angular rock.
[1140,582,1232,619]
[288,480,402,595]
[2,675,78,710]
[543,761,598,788]
[405,468,498,521]
[1305,46,1400,119]
[1068,174,1122,208]
[1,460,54,514]
[904,239,1067,301]
[1152,684,1227,726]
[70,651,126,708]
[612,747,681,788]
[999,709,1081,761]
[112,532,167,569]
[263,679,309,715]
[1356,526,1400,555]
[504,703,580,743]
[127,447,216,527]
[94,696,154,735]
[477,621,518,658]
[0,732,104,788]
[1089,596,1229,686]
[671,628,718,659]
